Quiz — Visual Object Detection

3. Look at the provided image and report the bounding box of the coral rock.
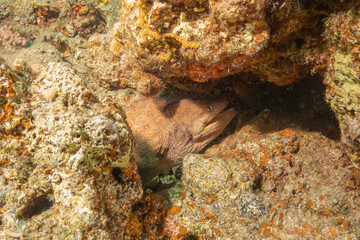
[115,0,269,82]
[324,7,360,168]
[165,111,360,239]
[0,62,143,239]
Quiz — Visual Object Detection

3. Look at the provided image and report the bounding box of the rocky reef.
[113,0,333,87]
[324,7,360,169]
[0,59,144,239]
[166,111,360,239]
[114,0,269,83]
[1,0,360,239]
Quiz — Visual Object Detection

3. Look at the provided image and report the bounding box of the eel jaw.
[192,107,236,152]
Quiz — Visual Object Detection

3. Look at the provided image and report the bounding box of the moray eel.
[125,97,236,183]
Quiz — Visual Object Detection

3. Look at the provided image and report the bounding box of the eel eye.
[207,106,213,111]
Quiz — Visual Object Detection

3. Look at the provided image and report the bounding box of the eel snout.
[192,105,236,151]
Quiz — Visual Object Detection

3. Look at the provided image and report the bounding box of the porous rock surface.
[0,60,143,239]
[324,6,360,168]
[165,111,360,239]
[1,0,360,239]
[113,0,339,87]
[115,0,270,82]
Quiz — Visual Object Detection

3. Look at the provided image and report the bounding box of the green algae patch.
[334,52,360,85]
[324,9,360,167]
[329,52,360,113]
[167,180,183,204]
[79,144,131,171]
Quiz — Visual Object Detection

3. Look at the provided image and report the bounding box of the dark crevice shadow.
[247,73,340,140]
[17,194,54,219]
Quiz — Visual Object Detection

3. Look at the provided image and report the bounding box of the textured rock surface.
[0,61,143,239]
[1,0,360,239]
[165,111,360,239]
[113,0,337,88]
[0,1,167,238]
[115,0,270,82]
[324,5,360,168]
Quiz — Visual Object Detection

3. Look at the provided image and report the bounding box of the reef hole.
[111,167,124,184]
[17,194,53,219]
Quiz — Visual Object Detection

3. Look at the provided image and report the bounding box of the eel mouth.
[203,107,237,132]
[192,105,236,151]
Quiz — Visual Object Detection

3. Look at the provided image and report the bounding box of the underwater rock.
[0,62,143,239]
[165,110,360,239]
[113,0,340,89]
[60,0,106,39]
[324,6,360,168]
[29,3,60,27]
[90,32,165,96]
[87,33,125,89]
[2,0,360,239]
[115,0,270,83]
